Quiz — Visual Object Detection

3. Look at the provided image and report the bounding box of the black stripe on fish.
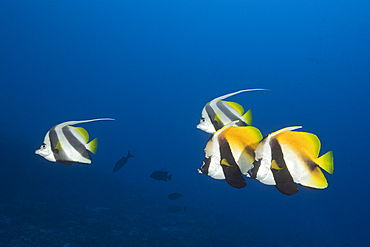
[48,127,59,157]
[199,157,211,175]
[248,136,269,179]
[219,137,247,189]
[205,103,221,130]
[216,101,238,124]
[49,127,72,162]
[248,159,260,179]
[270,138,298,195]
[49,126,75,162]
[62,126,91,161]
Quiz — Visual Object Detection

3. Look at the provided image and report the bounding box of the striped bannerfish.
[197,89,267,134]
[35,118,114,165]
[198,121,263,189]
[248,126,334,195]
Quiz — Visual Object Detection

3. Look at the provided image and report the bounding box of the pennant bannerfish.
[197,89,267,134]
[35,118,114,165]
[113,150,134,173]
[198,121,263,189]
[248,126,334,195]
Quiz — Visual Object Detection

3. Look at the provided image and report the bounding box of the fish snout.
[35,147,50,157]
[197,122,214,133]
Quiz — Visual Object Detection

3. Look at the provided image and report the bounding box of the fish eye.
[200,118,205,122]
[41,143,46,148]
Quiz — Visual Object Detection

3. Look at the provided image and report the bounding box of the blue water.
[1,0,369,246]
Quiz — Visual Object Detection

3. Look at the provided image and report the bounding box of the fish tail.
[317,151,334,174]
[168,174,172,181]
[87,138,98,154]
[127,150,134,158]
[243,109,253,125]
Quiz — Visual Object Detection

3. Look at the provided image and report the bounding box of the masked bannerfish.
[198,121,263,189]
[248,126,334,195]
[197,89,267,134]
[35,118,114,165]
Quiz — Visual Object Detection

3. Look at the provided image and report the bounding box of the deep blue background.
[1,0,369,246]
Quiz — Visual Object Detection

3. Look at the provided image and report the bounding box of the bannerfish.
[150,171,172,181]
[248,126,334,195]
[113,150,134,173]
[167,192,183,200]
[198,120,263,189]
[197,89,267,134]
[35,118,114,165]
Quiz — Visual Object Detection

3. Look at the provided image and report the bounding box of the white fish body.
[35,118,114,165]
[198,120,263,189]
[197,89,267,134]
[251,126,302,185]
[249,126,334,195]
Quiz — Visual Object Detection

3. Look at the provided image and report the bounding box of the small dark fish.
[168,206,185,213]
[113,150,134,173]
[167,193,182,200]
[150,171,172,181]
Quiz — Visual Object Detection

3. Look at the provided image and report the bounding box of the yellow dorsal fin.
[223,101,244,115]
[299,132,321,157]
[243,126,263,145]
[317,151,334,174]
[87,138,98,154]
[222,126,263,165]
[221,158,232,167]
[271,160,283,171]
[70,126,89,143]
[242,109,253,125]
[278,130,320,157]
[225,126,263,147]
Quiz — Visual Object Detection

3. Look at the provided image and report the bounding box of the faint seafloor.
[0,136,356,247]
[0,191,259,247]
[0,188,355,247]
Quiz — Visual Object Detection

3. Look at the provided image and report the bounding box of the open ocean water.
[0,0,369,246]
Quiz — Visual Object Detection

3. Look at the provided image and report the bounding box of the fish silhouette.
[113,150,134,173]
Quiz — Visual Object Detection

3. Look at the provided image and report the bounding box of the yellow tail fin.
[87,138,98,154]
[317,151,334,174]
[243,109,253,125]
